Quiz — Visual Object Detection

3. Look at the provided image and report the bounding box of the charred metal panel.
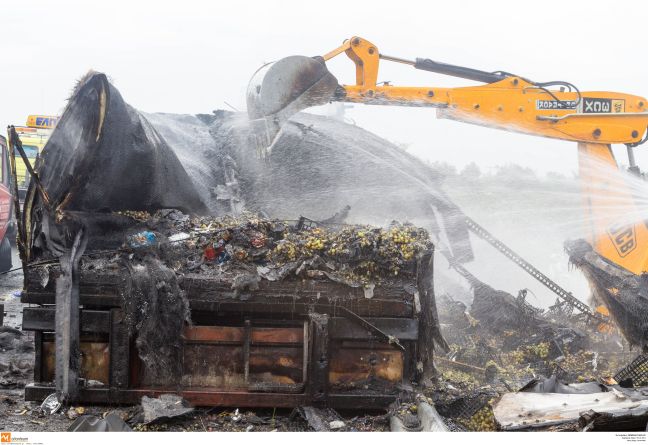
[109,309,130,389]
[329,317,418,341]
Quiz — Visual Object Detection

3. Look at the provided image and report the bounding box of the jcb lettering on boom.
[607,223,636,257]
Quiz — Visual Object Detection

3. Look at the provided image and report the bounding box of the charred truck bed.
[22,252,427,408]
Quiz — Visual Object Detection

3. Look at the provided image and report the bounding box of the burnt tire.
[0,236,12,273]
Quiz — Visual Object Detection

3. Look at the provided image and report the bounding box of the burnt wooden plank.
[25,267,122,297]
[243,319,251,383]
[183,275,413,300]
[187,300,413,318]
[24,267,415,307]
[109,309,129,389]
[185,326,244,343]
[494,391,648,431]
[24,384,309,407]
[416,249,444,381]
[329,317,418,341]
[252,327,303,344]
[25,384,397,409]
[33,331,42,383]
[22,293,414,317]
[302,321,309,384]
[309,313,329,405]
[22,292,121,307]
[23,307,111,333]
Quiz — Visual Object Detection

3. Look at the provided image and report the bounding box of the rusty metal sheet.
[176,344,305,389]
[180,344,245,388]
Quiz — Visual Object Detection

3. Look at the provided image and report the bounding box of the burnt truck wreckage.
[15,72,467,408]
[11,72,647,429]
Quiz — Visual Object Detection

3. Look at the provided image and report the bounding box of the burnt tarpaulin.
[28,72,207,217]
[121,256,190,386]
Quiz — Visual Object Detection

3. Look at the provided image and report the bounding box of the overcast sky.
[1,0,647,175]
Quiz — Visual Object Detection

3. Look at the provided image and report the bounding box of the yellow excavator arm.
[322,37,648,146]
[248,36,648,275]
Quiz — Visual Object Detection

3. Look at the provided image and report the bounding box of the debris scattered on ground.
[65,406,86,420]
[0,326,34,388]
[426,267,636,432]
[67,413,132,432]
[38,394,61,416]
[417,400,449,432]
[297,407,341,432]
[140,394,194,424]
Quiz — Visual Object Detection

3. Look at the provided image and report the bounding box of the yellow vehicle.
[10,115,58,198]
[248,36,648,345]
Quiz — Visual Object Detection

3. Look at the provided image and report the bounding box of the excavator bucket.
[247,56,339,148]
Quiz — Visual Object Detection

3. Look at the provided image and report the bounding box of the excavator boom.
[249,36,648,146]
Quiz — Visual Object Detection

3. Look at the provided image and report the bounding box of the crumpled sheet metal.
[68,413,133,432]
[494,388,648,431]
[519,375,607,394]
[141,394,194,424]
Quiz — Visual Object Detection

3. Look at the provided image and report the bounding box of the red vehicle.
[0,135,13,272]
